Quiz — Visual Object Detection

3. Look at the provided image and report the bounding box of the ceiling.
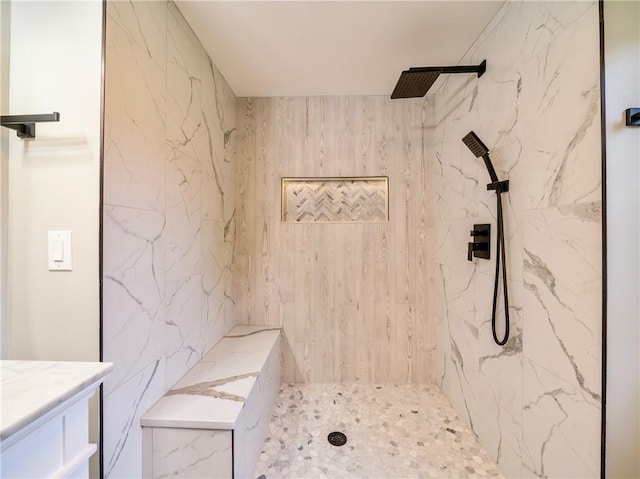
[175,1,504,98]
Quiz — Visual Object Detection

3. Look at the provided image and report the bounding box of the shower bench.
[141,326,282,479]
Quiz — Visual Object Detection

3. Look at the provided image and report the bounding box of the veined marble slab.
[141,326,280,430]
[150,428,232,479]
[0,360,113,441]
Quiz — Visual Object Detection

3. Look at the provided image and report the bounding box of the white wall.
[604,1,640,477]
[7,1,101,362]
[6,2,102,476]
[0,0,10,359]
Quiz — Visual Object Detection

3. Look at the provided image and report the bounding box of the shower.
[389,58,511,346]
[390,60,486,99]
[462,131,511,346]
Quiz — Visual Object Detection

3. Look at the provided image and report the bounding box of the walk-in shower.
[462,131,511,346]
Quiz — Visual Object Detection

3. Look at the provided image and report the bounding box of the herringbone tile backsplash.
[282,177,388,223]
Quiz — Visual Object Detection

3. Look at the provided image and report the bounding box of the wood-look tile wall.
[235,96,435,383]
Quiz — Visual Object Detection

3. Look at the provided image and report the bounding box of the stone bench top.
[141,326,281,430]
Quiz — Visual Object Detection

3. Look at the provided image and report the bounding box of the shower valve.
[468,224,491,261]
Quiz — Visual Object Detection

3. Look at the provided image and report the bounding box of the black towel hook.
[0,112,60,138]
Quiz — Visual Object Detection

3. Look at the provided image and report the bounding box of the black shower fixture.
[468,224,490,261]
[462,131,510,346]
[461,131,498,182]
[391,60,486,99]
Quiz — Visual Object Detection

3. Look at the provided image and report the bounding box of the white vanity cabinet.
[0,361,112,478]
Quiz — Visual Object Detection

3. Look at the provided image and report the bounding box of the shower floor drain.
[327,431,347,447]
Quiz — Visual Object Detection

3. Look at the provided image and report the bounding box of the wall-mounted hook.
[0,112,60,138]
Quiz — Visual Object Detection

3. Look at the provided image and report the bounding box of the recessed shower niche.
[281,177,389,223]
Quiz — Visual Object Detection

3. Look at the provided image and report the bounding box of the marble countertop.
[0,360,113,441]
[141,326,280,430]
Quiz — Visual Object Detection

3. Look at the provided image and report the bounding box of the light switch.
[48,230,72,271]
[52,240,64,262]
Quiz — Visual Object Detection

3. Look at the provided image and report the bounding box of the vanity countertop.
[0,360,113,442]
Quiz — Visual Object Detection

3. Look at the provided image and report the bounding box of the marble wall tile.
[520,2,601,210]
[437,272,523,478]
[165,0,238,285]
[106,0,166,67]
[522,358,600,478]
[103,206,166,392]
[203,64,237,226]
[464,0,522,70]
[150,428,232,479]
[104,359,166,479]
[474,280,523,478]
[104,1,167,212]
[436,218,479,319]
[165,147,202,282]
[433,1,601,478]
[166,5,214,163]
[165,274,206,390]
[103,2,237,478]
[433,115,481,222]
[233,336,282,479]
[523,202,602,398]
[520,1,596,63]
[475,350,523,478]
[165,0,237,381]
[438,346,480,438]
[202,219,234,342]
[474,277,523,364]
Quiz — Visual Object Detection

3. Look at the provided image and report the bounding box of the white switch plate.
[48,230,72,271]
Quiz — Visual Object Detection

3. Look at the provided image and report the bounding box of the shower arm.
[408,60,487,78]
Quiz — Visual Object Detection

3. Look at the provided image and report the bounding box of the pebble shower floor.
[254,383,504,479]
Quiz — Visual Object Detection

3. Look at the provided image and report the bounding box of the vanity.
[0,360,112,478]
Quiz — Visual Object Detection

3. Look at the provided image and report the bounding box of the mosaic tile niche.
[281,177,388,223]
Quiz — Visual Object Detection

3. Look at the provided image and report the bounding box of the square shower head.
[462,131,489,158]
[391,68,441,99]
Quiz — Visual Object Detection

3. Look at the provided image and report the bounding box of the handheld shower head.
[462,131,499,183]
[462,131,489,158]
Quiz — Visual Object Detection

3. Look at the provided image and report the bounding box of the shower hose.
[492,191,510,346]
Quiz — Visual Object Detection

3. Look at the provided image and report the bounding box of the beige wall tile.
[236,96,435,383]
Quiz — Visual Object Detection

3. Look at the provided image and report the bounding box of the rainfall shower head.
[391,60,486,99]
[462,131,499,183]
[391,69,441,99]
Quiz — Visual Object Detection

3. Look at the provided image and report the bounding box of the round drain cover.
[327,431,347,447]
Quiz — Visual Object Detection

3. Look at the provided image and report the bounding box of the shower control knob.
[468,241,489,261]
[468,224,491,261]
[467,242,475,261]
